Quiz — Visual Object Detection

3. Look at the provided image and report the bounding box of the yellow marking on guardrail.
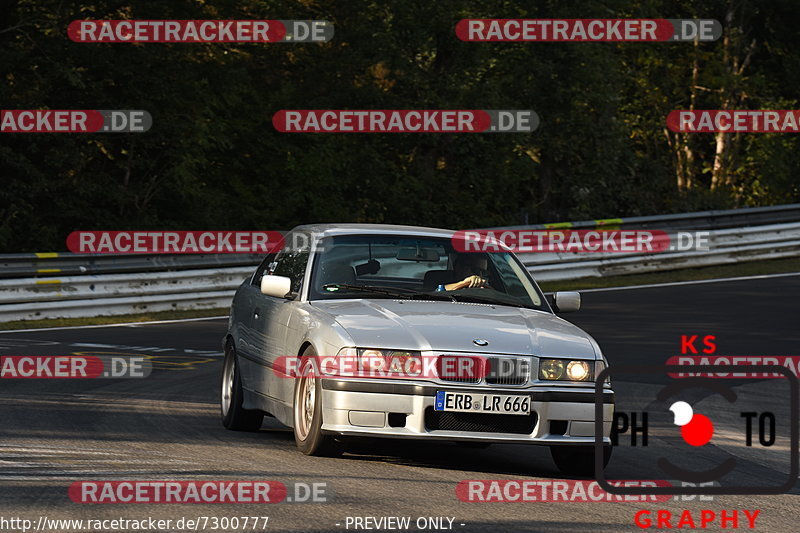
[35,252,59,259]
[543,222,573,229]
[36,268,61,274]
[595,218,623,230]
[35,279,62,285]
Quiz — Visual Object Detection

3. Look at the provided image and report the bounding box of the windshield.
[308,234,549,311]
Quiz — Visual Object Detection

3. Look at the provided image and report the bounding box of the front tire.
[550,445,612,477]
[221,343,264,431]
[293,346,343,456]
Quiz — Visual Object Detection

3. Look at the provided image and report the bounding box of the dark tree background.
[2,0,799,251]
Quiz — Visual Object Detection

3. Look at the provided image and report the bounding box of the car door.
[250,244,310,400]
[236,252,276,393]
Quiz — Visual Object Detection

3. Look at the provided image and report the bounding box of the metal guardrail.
[496,202,800,232]
[1,204,799,322]
[5,203,799,281]
[0,252,262,279]
[521,222,800,281]
[0,267,253,321]
[0,267,254,304]
[0,291,237,322]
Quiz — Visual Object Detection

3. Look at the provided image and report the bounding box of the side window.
[272,249,310,293]
[251,253,277,286]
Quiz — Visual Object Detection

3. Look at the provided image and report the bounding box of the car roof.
[290,223,456,239]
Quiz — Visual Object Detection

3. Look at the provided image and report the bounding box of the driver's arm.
[445,275,487,291]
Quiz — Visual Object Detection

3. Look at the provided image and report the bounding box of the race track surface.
[1,274,798,532]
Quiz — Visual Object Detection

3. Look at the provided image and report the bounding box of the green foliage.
[1,0,799,251]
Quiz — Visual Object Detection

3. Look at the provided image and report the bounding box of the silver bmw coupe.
[221,224,614,475]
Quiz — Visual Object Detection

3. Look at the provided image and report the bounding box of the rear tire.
[550,445,612,477]
[221,343,264,431]
[293,346,343,456]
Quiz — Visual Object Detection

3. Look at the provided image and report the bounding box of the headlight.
[539,359,565,380]
[354,348,423,376]
[566,360,590,381]
[539,358,594,382]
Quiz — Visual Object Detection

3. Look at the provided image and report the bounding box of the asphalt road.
[1,273,799,532]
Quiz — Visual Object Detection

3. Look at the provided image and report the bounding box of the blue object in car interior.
[436,284,446,292]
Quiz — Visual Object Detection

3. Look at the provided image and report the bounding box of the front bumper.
[320,379,614,445]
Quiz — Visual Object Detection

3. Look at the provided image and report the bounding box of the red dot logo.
[669,401,714,446]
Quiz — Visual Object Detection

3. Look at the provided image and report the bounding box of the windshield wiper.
[322,284,455,302]
[447,291,526,308]
[322,284,417,299]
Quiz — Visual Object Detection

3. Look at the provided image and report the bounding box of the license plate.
[434,391,531,415]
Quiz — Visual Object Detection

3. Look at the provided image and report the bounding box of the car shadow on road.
[335,437,570,478]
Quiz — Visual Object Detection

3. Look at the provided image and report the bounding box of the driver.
[445,254,489,290]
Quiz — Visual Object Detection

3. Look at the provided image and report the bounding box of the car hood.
[310,299,597,359]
